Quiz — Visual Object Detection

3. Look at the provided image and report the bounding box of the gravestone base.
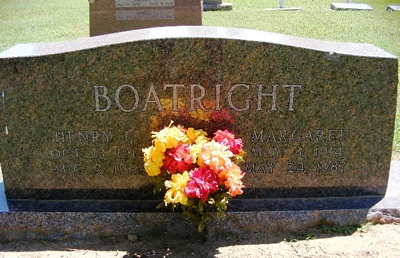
[0,201,375,242]
[387,5,400,11]
[203,3,233,11]
[0,211,201,242]
[0,195,398,242]
[330,3,373,10]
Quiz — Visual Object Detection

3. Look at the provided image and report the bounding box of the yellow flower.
[164,171,190,205]
[144,162,161,177]
[189,142,204,163]
[152,125,187,152]
[186,127,209,144]
[143,146,164,176]
[197,141,233,172]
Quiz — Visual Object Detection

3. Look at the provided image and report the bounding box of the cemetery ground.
[0,223,399,257]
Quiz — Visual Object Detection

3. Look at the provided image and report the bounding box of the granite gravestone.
[89,0,202,36]
[0,27,397,211]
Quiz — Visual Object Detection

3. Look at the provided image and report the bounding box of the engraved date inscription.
[50,130,144,175]
[245,128,347,175]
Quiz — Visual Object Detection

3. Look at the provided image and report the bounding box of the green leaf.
[156,202,165,209]
[198,222,205,232]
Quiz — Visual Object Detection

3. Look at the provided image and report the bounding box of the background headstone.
[0,26,397,208]
[203,0,233,11]
[90,0,202,36]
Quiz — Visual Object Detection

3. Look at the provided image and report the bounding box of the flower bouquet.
[142,121,245,232]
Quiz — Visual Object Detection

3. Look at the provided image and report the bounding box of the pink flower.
[213,130,243,155]
[162,144,193,174]
[184,167,219,202]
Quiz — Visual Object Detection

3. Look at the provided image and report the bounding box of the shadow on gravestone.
[0,26,398,240]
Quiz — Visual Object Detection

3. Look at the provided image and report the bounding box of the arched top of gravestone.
[0,26,396,59]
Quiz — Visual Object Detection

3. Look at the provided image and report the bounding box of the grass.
[0,0,399,154]
[205,0,400,55]
[0,0,89,51]
[283,221,374,242]
[1,0,398,55]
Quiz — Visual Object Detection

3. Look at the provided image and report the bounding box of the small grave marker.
[331,0,373,11]
[265,0,302,11]
[203,0,233,11]
[387,5,400,11]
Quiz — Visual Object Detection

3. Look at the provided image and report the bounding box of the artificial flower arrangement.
[142,121,245,232]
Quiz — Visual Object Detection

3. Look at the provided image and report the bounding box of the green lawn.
[0,0,89,51]
[1,0,399,55]
[205,0,400,57]
[1,0,399,154]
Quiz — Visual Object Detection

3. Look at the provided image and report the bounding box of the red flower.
[184,167,218,202]
[162,144,193,174]
[213,130,243,155]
